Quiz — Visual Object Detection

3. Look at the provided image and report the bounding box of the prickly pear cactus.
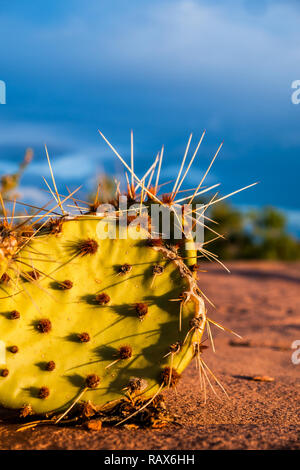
[0,217,205,416]
[0,131,248,424]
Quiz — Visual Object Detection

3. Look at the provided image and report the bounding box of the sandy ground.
[0,261,299,450]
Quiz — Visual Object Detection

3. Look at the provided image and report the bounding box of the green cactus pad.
[0,217,205,416]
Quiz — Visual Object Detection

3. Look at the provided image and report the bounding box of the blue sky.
[0,0,300,233]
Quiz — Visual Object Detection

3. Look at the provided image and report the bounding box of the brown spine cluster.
[47,218,63,235]
[26,269,40,281]
[0,272,10,284]
[38,387,50,399]
[169,341,181,354]
[78,332,90,343]
[85,374,101,389]
[152,264,164,275]
[160,367,181,387]
[95,292,110,305]
[58,280,73,290]
[36,319,52,333]
[118,263,132,275]
[146,238,163,247]
[78,239,98,255]
[118,345,133,360]
[10,310,20,320]
[135,303,148,320]
[46,361,56,371]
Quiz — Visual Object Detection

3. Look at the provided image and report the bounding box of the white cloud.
[17,186,50,206]
[0,122,73,147]
[27,150,102,179]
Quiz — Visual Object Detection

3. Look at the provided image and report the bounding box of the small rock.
[85,419,102,431]
[229,339,251,347]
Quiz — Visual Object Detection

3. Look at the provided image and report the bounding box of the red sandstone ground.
[0,261,299,450]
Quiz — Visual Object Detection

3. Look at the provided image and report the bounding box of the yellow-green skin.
[0,218,202,415]
[0,260,8,280]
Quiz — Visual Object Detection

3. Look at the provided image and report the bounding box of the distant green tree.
[247,206,300,260]
[203,202,300,261]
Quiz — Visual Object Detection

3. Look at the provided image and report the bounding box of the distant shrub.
[205,203,300,261]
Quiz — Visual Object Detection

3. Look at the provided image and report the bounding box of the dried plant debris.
[251,376,275,382]
[16,394,178,431]
[81,395,178,430]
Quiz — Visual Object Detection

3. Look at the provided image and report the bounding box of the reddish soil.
[0,261,299,450]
